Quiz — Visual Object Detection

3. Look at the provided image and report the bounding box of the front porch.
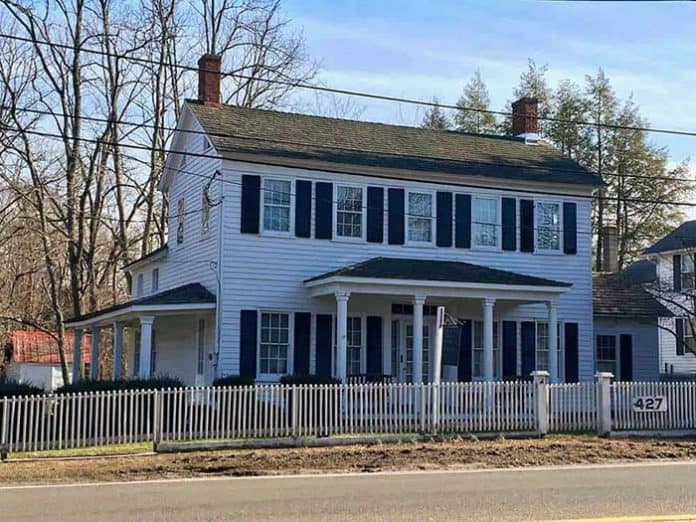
[65,284,217,386]
[305,257,572,384]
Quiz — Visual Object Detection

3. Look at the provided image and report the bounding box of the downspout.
[214,170,224,379]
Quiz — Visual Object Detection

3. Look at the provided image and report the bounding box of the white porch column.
[138,316,155,379]
[71,329,83,383]
[89,326,100,380]
[482,298,496,381]
[112,321,124,380]
[547,300,559,383]
[412,294,426,383]
[335,291,350,382]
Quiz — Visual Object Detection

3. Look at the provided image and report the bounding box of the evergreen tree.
[548,80,592,162]
[455,71,497,134]
[421,98,451,130]
[511,59,552,136]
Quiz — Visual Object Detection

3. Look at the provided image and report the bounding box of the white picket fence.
[2,378,695,455]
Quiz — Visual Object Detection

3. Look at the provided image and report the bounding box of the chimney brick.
[198,54,222,106]
[511,97,538,136]
[602,224,619,273]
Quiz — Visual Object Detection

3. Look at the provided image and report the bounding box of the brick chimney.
[198,54,222,106]
[511,97,539,138]
[602,224,619,273]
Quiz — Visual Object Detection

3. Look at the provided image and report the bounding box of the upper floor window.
[335,185,364,239]
[136,273,144,297]
[681,253,695,290]
[472,196,499,248]
[263,179,291,233]
[151,268,159,293]
[536,202,561,251]
[259,312,290,378]
[596,334,617,375]
[176,198,185,244]
[407,191,434,243]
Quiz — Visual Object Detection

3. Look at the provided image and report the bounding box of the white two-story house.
[65,55,602,386]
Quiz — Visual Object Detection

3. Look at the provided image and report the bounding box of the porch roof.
[65,283,216,328]
[305,257,571,300]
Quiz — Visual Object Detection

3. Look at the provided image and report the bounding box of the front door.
[397,320,433,383]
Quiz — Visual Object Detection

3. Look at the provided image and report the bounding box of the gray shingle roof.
[593,271,672,318]
[186,101,602,187]
[643,220,696,255]
[67,283,216,323]
[305,257,570,287]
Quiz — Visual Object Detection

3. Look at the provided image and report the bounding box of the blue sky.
[283,0,695,214]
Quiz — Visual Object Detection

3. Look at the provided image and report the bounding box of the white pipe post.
[596,372,614,437]
[432,306,445,433]
[482,298,495,382]
[412,295,426,383]
[335,291,350,383]
[547,301,559,384]
[531,370,550,436]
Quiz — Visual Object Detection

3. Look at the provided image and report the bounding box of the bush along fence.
[2,372,696,457]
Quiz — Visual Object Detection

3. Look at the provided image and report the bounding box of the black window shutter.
[563,202,577,254]
[455,194,471,249]
[458,319,473,381]
[442,326,460,367]
[240,175,260,234]
[366,316,383,374]
[315,314,333,377]
[293,312,311,375]
[388,188,405,245]
[676,318,685,356]
[239,310,258,379]
[366,187,384,243]
[520,199,534,252]
[520,321,536,377]
[315,182,333,239]
[564,323,579,383]
[436,192,453,247]
[502,321,517,378]
[673,255,682,292]
[295,180,312,238]
[501,198,517,251]
[619,334,633,381]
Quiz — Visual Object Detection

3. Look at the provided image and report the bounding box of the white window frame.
[595,334,617,375]
[534,200,563,253]
[260,177,294,236]
[136,273,144,297]
[681,253,695,290]
[346,316,365,376]
[405,189,436,246]
[151,268,159,293]
[333,183,366,242]
[471,195,501,250]
[535,320,564,375]
[257,310,294,382]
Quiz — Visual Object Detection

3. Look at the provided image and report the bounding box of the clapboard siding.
[216,160,595,381]
[594,318,660,381]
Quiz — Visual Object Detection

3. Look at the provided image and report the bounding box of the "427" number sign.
[632,396,667,412]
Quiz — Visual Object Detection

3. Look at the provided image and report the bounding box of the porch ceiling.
[304,257,571,301]
[65,283,216,328]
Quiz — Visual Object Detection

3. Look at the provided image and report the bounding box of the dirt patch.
[1,436,695,485]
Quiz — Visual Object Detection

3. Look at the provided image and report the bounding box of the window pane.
[408,192,432,217]
[536,322,549,371]
[596,335,617,375]
[347,317,362,376]
[263,179,291,232]
[408,217,432,242]
[536,202,560,250]
[407,192,433,242]
[472,198,498,247]
[260,312,290,376]
[336,186,363,238]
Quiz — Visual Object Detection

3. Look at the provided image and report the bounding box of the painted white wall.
[658,316,696,374]
[7,363,67,391]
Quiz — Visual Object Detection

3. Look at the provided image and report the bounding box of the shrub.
[280,374,340,386]
[54,376,184,394]
[0,381,44,398]
[212,375,254,387]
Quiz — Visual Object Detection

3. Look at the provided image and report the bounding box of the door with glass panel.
[396,320,433,383]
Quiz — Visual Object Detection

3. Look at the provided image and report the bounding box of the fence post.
[420,383,427,433]
[531,371,549,437]
[431,383,440,434]
[595,372,613,437]
[1,396,8,461]
[152,389,162,448]
[291,386,298,438]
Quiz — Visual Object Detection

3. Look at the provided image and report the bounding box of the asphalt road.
[1,462,696,521]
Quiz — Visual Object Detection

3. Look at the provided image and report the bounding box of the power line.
[4,122,695,209]
[2,31,696,138]
[4,104,694,186]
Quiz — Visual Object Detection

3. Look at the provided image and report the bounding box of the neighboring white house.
[4,331,91,391]
[65,54,603,386]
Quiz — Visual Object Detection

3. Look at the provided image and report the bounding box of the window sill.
[533,249,564,256]
[332,236,366,245]
[260,230,294,239]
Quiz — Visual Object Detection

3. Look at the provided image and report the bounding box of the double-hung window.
[336,185,364,239]
[681,253,695,290]
[259,312,290,377]
[347,317,362,376]
[536,202,561,251]
[407,191,434,243]
[472,321,499,379]
[536,321,563,374]
[136,273,144,297]
[262,179,291,233]
[151,268,159,293]
[596,335,617,374]
[472,196,499,248]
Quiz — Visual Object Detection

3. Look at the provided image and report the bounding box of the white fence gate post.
[595,372,613,436]
[531,371,549,436]
[1,396,8,460]
[153,390,162,447]
[291,386,298,438]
